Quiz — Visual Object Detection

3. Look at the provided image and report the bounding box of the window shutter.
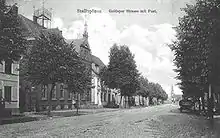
[12,86,18,101]
[11,63,14,74]
[4,86,12,102]
[0,63,3,72]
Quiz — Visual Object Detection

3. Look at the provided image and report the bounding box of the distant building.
[134,95,149,107]
[170,85,182,103]
[171,85,175,102]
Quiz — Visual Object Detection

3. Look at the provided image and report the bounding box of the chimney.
[11,3,18,15]
[33,16,37,23]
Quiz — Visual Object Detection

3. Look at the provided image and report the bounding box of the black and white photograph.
[0,0,220,137]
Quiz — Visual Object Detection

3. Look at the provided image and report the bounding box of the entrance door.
[108,93,111,103]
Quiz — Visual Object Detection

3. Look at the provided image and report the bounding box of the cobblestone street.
[0,104,220,138]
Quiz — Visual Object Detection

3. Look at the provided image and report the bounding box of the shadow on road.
[169,107,220,138]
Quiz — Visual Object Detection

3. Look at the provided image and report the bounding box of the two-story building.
[91,55,105,106]
[0,61,20,115]
[0,3,21,116]
[17,9,75,111]
[67,22,106,108]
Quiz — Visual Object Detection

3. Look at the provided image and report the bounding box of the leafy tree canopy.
[0,1,26,63]
[101,44,140,97]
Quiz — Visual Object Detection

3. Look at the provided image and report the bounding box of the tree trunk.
[119,95,122,106]
[76,93,80,115]
[127,96,130,108]
[128,96,131,108]
[157,98,159,105]
[124,96,126,108]
[71,92,73,110]
[199,97,201,113]
[48,83,55,117]
[201,94,205,111]
[35,88,40,112]
[139,95,141,106]
[149,97,153,105]
[207,84,214,119]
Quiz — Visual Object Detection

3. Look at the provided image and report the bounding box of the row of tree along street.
[170,0,220,118]
[100,44,168,107]
[0,1,167,116]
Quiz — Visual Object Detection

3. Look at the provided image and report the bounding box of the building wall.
[25,83,74,111]
[91,70,102,106]
[0,61,19,114]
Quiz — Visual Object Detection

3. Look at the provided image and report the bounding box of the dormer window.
[95,64,99,72]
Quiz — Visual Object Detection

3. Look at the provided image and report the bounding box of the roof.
[69,38,84,53]
[91,55,105,69]
[18,15,105,70]
[67,37,90,52]
[18,14,44,38]
[18,14,62,39]
[41,28,63,38]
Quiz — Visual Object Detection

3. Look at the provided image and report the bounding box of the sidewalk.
[0,108,120,125]
[25,108,120,118]
[26,105,163,118]
[1,106,158,125]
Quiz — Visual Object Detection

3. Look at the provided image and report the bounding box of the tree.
[137,76,149,97]
[147,82,168,105]
[65,63,92,115]
[102,44,140,108]
[170,0,220,118]
[0,1,26,63]
[135,75,149,106]
[23,32,88,116]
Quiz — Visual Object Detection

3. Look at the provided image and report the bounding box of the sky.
[8,0,195,96]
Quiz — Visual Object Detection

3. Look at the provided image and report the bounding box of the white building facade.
[0,61,20,115]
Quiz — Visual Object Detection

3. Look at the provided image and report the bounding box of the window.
[5,61,12,74]
[87,90,91,101]
[104,93,106,102]
[92,78,95,85]
[51,85,56,99]
[42,85,47,99]
[101,92,104,102]
[96,65,99,72]
[0,89,2,99]
[68,91,72,99]
[60,84,64,98]
[4,86,11,102]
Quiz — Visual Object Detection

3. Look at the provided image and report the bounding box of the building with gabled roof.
[16,5,72,112]
[66,22,108,107]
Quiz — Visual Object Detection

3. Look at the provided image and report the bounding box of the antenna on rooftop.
[33,0,52,28]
